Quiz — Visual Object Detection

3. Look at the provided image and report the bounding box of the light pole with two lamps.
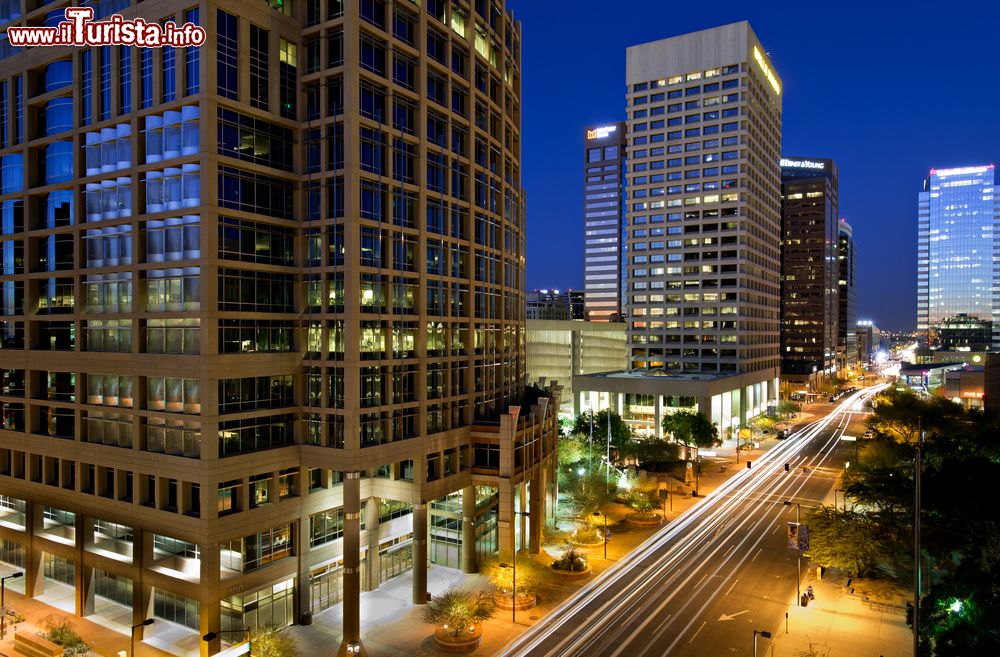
[1,571,24,639]
[784,500,803,605]
[131,618,155,657]
[753,629,772,657]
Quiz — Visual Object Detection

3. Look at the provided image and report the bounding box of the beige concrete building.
[0,1,556,656]
[577,22,782,437]
[525,319,627,416]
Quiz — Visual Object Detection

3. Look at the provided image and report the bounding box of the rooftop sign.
[752,45,780,96]
[781,158,825,170]
[587,126,617,140]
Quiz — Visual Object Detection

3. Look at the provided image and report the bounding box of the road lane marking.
[751,548,762,562]
[718,609,749,622]
[725,578,739,596]
[689,621,707,643]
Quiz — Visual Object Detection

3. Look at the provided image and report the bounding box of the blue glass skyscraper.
[918,165,1000,348]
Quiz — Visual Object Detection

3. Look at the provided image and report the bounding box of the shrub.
[423,587,496,640]
[552,548,588,572]
[40,615,93,657]
[248,625,299,657]
[480,555,548,597]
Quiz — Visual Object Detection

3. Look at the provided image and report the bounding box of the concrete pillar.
[461,486,477,574]
[655,395,664,439]
[131,533,153,639]
[25,502,43,597]
[411,503,427,605]
[365,497,380,591]
[497,480,515,561]
[198,542,221,657]
[528,476,541,555]
[337,472,366,657]
[295,517,311,623]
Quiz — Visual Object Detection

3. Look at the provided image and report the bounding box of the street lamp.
[592,511,608,560]
[1,571,23,640]
[784,501,802,606]
[753,629,772,657]
[131,618,155,657]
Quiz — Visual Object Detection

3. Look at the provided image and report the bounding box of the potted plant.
[423,586,496,653]
[481,555,546,610]
[550,547,591,579]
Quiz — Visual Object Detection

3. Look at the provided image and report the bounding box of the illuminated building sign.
[961,391,984,399]
[587,125,617,140]
[752,45,780,96]
[781,158,825,171]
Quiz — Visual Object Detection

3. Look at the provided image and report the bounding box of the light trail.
[496,385,886,657]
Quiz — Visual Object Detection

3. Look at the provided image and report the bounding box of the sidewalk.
[0,590,177,657]
[768,570,911,657]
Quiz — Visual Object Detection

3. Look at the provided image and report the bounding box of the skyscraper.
[583,122,626,322]
[576,22,781,436]
[0,3,557,656]
[837,219,858,370]
[918,165,1000,348]
[780,157,839,388]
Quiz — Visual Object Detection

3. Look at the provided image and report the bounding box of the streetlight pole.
[914,428,924,657]
[605,412,611,491]
[753,629,772,657]
[592,511,608,560]
[131,618,155,657]
[203,628,251,655]
[784,501,802,605]
[1,572,23,640]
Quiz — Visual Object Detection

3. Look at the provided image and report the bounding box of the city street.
[497,387,885,657]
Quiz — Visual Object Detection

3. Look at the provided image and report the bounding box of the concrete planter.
[494,591,538,611]
[625,513,662,527]
[433,626,483,653]
[550,563,592,580]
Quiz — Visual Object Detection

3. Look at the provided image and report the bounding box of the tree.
[423,587,496,640]
[481,555,549,600]
[626,437,679,469]
[867,388,965,444]
[804,506,891,578]
[620,472,659,515]
[564,468,615,541]
[249,626,299,657]
[776,400,801,417]
[841,437,914,518]
[661,410,719,458]
[572,409,633,460]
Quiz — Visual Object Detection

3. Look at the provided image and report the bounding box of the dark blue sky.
[513,1,1000,331]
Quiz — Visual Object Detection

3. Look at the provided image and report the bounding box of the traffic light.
[785,463,790,472]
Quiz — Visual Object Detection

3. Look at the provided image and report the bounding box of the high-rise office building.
[0,3,557,656]
[583,122,626,322]
[918,165,1000,348]
[837,219,858,369]
[526,288,586,321]
[780,157,839,388]
[576,22,781,436]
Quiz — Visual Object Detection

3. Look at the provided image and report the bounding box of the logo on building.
[587,126,617,140]
[780,158,826,171]
[752,45,780,96]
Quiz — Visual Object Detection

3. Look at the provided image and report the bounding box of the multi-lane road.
[498,386,884,657]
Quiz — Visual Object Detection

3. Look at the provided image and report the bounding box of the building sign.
[780,158,825,171]
[587,126,617,140]
[752,45,780,96]
[961,391,985,399]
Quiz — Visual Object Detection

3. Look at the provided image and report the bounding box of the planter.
[625,513,662,527]
[550,564,592,580]
[570,536,604,547]
[434,625,483,653]
[494,591,538,611]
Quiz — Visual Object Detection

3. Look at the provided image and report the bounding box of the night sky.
[512,1,1000,331]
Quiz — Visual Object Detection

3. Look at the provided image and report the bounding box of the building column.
[461,486,477,574]
[654,395,664,439]
[411,503,427,605]
[198,542,221,657]
[337,472,366,657]
[497,480,515,561]
[76,515,94,617]
[528,475,541,554]
[295,518,311,623]
[25,502,43,597]
[365,498,380,591]
[133,529,154,634]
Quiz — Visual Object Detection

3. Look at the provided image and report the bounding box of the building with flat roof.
[837,219,858,370]
[576,22,782,438]
[583,122,627,322]
[526,289,586,321]
[0,3,557,656]
[856,320,882,365]
[918,165,1000,348]
[780,156,839,388]
[526,319,628,416]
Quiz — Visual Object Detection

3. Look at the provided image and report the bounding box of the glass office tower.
[0,2,557,656]
[918,165,1000,348]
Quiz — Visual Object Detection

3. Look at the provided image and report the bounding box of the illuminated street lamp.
[784,500,802,605]
[592,511,608,560]
[1,571,23,639]
[498,561,516,624]
[753,629,772,657]
[132,618,155,657]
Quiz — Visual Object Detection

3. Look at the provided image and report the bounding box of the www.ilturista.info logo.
[6,7,206,48]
